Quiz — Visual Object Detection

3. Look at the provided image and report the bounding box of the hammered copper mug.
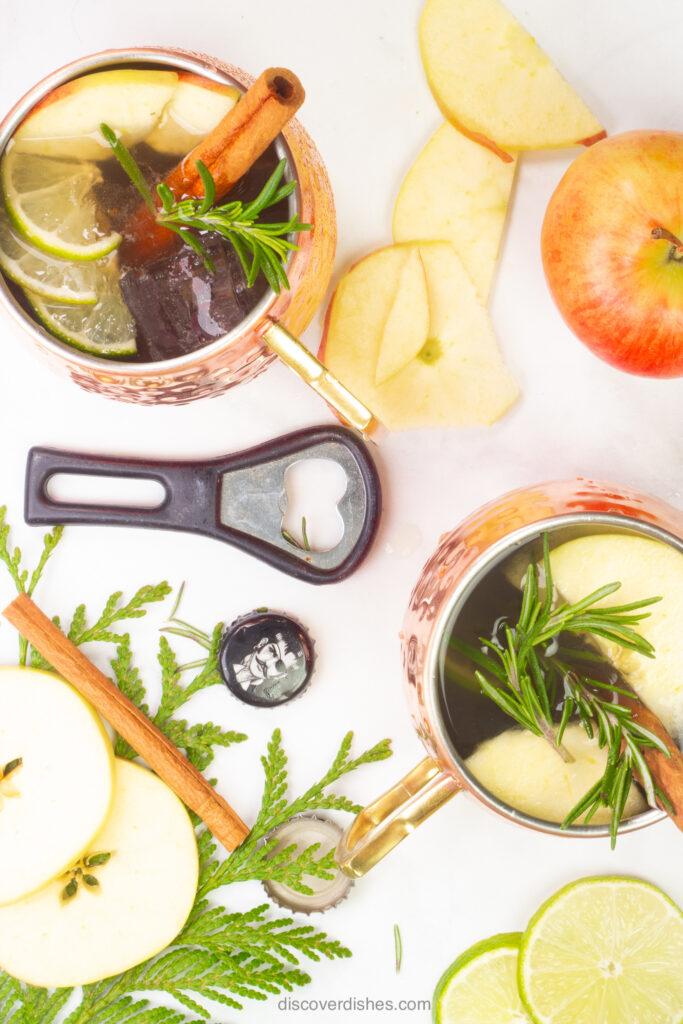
[0,48,378,436]
[336,479,683,877]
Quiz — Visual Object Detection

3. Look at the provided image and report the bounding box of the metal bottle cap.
[218,610,314,708]
[262,814,354,913]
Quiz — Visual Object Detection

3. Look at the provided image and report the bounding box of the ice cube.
[120,234,265,362]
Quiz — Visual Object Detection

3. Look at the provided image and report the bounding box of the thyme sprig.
[452,533,670,846]
[100,123,311,293]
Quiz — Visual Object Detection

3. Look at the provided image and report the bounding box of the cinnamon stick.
[3,593,250,852]
[120,67,305,267]
[619,693,683,830]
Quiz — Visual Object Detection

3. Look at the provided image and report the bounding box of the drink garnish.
[451,533,673,846]
[113,66,307,268]
[102,123,310,293]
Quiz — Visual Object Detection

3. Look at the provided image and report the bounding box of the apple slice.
[321,241,519,430]
[419,0,605,161]
[13,69,178,160]
[466,723,646,824]
[393,122,517,301]
[549,534,683,745]
[0,667,114,905]
[375,247,430,384]
[0,758,199,987]
[146,72,241,155]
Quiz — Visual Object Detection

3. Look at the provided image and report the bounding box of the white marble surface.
[0,1,682,1020]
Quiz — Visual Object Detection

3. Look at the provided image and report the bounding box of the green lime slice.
[1,149,120,261]
[0,201,102,303]
[25,279,136,358]
[434,932,530,1023]
[519,877,683,1024]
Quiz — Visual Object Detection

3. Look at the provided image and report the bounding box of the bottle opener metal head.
[24,426,381,584]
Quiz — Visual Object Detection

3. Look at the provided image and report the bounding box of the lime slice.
[1,149,120,261]
[519,877,683,1024]
[26,278,136,358]
[0,201,101,303]
[434,932,530,1023]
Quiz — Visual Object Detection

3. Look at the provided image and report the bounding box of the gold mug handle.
[263,321,385,444]
[335,757,463,878]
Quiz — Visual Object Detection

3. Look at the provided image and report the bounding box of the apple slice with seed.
[375,247,430,384]
[0,667,114,906]
[321,241,519,430]
[393,122,517,302]
[0,758,199,987]
[419,0,605,161]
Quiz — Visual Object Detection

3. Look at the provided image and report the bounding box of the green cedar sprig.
[112,630,246,769]
[198,728,392,895]
[0,505,63,664]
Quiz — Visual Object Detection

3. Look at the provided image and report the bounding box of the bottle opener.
[24,426,381,585]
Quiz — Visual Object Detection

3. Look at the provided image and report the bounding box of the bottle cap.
[262,814,354,914]
[218,610,314,708]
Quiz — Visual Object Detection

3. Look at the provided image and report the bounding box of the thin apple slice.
[419,0,605,160]
[0,667,114,905]
[466,724,646,824]
[375,248,430,384]
[321,241,519,430]
[549,534,683,745]
[13,69,179,160]
[146,72,241,154]
[0,758,199,987]
[393,122,516,302]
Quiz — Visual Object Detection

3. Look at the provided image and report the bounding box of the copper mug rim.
[423,509,682,838]
[0,46,299,376]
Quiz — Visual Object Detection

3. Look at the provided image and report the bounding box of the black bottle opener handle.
[25,426,382,585]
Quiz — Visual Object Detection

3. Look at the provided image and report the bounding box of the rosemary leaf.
[100,122,156,215]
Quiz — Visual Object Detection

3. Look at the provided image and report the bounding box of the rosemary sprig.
[101,123,311,293]
[452,533,670,846]
[282,515,311,551]
[394,924,403,973]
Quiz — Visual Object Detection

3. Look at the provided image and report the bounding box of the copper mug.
[0,48,377,435]
[336,479,683,876]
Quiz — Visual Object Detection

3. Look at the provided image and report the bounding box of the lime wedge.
[1,149,120,261]
[26,279,136,358]
[434,933,530,1023]
[0,201,102,303]
[519,877,683,1024]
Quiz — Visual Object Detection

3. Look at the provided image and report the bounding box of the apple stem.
[651,226,683,261]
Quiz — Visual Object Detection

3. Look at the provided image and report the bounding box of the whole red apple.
[541,130,683,377]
